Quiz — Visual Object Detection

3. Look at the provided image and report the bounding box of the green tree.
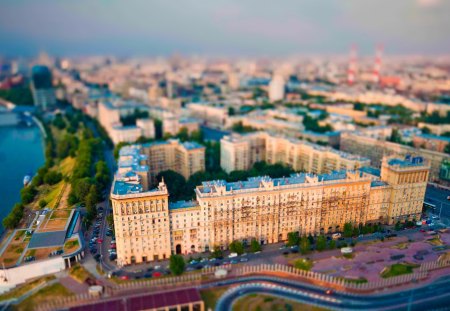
[43,171,63,185]
[445,143,450,155]
[169,254,185,276]
[190,130,203,143]
[421,127,431,134]
[299,236,311,255]
[308,234,315,245]
[287,232,300,247]
[39,199,47,208]
[316,235,327,252]
[395,221,402,231]
[156,170,187,201]
[250,239,262,253]
[176,127,189,142]
[328,239,336,250]
[212,246,223,259]
[229,240,244,255]
[343,222,353,238]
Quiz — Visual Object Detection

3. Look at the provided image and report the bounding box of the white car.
[228,253,238,258]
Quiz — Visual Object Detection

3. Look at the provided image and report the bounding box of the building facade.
[111,147,429,264]
[221,132,370,174]
[340,131,450,184]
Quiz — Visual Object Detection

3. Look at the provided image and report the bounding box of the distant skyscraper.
[268,74,285,102]
[31,65,56,110]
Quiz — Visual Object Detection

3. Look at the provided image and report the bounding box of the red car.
[152,271,162,278]
[120,275,129,280]
[110,244,116,249]
[325,289,334,295]
[97,239,103,244]
[420,229,426,232]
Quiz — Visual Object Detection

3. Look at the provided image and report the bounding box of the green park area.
[15,283,73,311]
[2,110,110,231]
[381,263,420,278]
[0,276,55,302]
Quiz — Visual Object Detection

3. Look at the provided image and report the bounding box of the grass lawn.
[381,263,420,278]
[293,258,314,271]
[13,230,26,242]
[200,287,230,310]
[0,241,27,267]
[338,277,368,284]
[427,236,444,246]
[64,239,80,254]
[232,294,329,311]
[50,209,72,219]
[16,282,73,311]
[391,242,409,250]
[69,264,93,283]
[0,276,55,302]
[60,157,75,176]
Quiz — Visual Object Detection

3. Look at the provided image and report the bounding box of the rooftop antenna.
[373,44,384,84]
[347,44,358,85]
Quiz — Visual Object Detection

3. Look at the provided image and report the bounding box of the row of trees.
[68,134,109,223]
[343,222,383,238]
[157,161,295,202]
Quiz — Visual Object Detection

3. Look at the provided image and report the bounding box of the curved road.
[214,275,450,311]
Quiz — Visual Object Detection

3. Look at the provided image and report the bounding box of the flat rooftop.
[28,231,66,249]
[198,170,350,194]
[169,200,199,210]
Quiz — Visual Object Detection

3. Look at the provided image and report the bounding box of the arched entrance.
[176,244,182,254]
[191,245,195,253]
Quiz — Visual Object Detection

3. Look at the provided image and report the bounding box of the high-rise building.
[111,147,429,265]
[220,132,370,174]
[268,75,285,102]
[31,65,56,110]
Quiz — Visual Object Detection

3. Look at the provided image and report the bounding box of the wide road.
[86,120,116,272]
[425,185,450,221]
[214,275,450,311]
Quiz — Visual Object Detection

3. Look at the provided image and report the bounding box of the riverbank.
[0,125,45,233]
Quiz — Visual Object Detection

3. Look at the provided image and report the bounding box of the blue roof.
[388,155,425,167]
[113,180,143,195]
[182,141,204,150]
[359,166,381,177]
[418,134,450,143]
[169,200,199,210]
[371,180,388,187]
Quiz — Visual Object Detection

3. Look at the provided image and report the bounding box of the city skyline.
[1,0,450,57]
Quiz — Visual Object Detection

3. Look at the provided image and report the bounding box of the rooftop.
[181,141,204,150]
[112,179,143,195]
[418,134,450,143]
[169,200,199,210]
[198,170,351,194]
[28,231,67,249]
[359,166,381,177]
[387,155,426,168]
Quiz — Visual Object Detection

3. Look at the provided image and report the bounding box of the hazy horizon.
[1,0,449,57]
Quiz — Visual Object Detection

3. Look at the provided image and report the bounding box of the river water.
[0,124,45,232]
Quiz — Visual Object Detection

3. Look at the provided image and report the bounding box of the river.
[0,124,45,232]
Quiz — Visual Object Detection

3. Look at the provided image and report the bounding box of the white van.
[228,252,238,258]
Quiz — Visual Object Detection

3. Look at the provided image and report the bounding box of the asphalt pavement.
[214,274,450,311]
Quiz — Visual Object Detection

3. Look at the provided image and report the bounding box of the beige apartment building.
[340,131,450,183]
[119,140,205,183]
[111,144,429,264]
[221,132,370,174]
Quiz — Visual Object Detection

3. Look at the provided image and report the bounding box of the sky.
[0,0,449,57]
